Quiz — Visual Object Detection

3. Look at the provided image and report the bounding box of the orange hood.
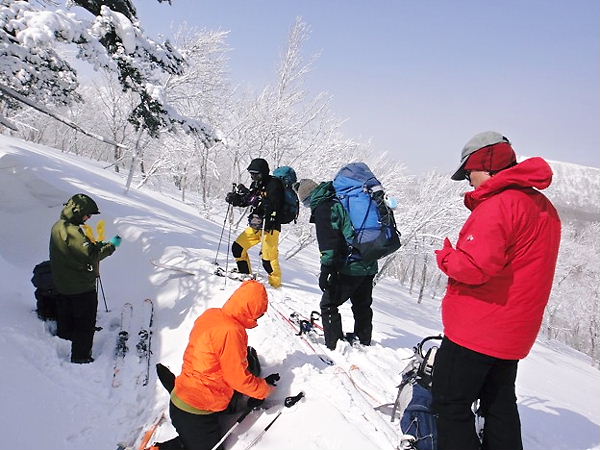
[221,280,268,329]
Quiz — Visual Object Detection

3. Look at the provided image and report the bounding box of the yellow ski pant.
[232,227,281,288]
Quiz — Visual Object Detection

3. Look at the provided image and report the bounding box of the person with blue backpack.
[294,178,380,350]
[225,158,286,288]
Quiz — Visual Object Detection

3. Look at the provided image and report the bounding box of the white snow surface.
[0,133,598,450]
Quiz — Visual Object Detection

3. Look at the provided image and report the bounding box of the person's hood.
[221,280,268,329]
[60,194,100,225]
[465,157,553,210]
[310,181,336,209]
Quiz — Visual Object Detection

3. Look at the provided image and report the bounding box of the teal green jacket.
[49,198,115,295]
[309,182,378,276]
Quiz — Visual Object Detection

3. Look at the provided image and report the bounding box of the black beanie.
[247,158,270,175]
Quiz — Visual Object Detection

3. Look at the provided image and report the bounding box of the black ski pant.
[432,337,523,450]
[320,273,374,350]
[164,401,223,450]
[56,290,98,362]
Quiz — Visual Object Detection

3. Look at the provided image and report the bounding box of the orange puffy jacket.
[174,280,273,412]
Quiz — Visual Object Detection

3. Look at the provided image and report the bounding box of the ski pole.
[258,210,268,279]
[97,274,109,312]
[243,392,305,450]
[210,406,254,450]
[214,188,234,265]
[222,201,234,290]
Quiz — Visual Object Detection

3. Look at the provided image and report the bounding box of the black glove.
[236,184,249,195]
[225,192,236,205]
[318,265,338,292]
[247,397,264,409]
[265,373,280,386]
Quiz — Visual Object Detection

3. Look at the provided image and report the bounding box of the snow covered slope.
[1,134,598,450]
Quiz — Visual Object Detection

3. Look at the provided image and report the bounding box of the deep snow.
[0,134,598,450]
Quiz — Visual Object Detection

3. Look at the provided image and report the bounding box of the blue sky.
[138,0,599,173]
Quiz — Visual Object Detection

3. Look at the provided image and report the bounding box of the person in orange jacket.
[156,280,279,450]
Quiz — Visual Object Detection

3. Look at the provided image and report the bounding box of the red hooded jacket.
[173,280,272,412]
[436,157,561,360]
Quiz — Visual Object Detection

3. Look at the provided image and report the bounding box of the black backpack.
[31,260,55,292]
[31,260,58,321]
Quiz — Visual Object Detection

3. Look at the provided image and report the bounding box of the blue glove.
[109,235,122,247]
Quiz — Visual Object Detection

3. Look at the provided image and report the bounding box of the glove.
[236,183,249,195]
[247,397,265,409]
[265,373,280,386]
[318,265,338,292]
[109,235,122,247]
[225,192,236,205]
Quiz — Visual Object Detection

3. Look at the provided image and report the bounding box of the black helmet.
[66,193,100,216]
[247,158,270,176]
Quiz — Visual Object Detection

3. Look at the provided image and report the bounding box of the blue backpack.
[333,162,401,262]
[272,166,299,224]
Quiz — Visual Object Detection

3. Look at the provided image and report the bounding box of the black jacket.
[246,175,284,232]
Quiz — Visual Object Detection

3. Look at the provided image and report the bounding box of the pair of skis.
[269,302,334,367]
[112,299,154,388]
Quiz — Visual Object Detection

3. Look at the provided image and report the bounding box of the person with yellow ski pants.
[226,158,284,288]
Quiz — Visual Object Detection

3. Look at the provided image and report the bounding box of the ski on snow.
[136,298,154,387]
[116,412,166,450]
[213,262,261,282]
[269,302,334,366]
[150,260,197,276]
[270,302,388,406]
[112,302,133,388]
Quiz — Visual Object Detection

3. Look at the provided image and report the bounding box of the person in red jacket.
[155,280,278,450]
[432,131,561,450]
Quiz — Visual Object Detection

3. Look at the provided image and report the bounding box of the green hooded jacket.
[49,194,116,295]
[309,182,378,276]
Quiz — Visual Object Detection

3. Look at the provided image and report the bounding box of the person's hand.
[434,238,452,255]
[225,192,236,204]
[318,265,337,292]
[109,235,122,247]
[265,373,280,386]
[247,397,264,409]
[435,238,453,268]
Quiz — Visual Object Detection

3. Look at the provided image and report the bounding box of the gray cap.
[451,131,510,181]
[294,178,318,205]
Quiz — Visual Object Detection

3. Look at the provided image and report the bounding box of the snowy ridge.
[1,134,599,450]
[519,157,600,222]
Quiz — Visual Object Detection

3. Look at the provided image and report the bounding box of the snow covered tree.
[0,0,216,142]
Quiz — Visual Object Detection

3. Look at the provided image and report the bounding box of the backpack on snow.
[333,162,401,262]
[31,260,58,321]
[391,335,442,450]
[272,166,300,225]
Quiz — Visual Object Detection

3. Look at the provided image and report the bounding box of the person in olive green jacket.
[295,179,378,350]
[49,194,117,363]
